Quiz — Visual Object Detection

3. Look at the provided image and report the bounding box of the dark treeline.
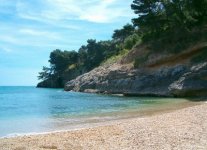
[132,0,207,37]
[38,0,207,88]
[132,0,207,52]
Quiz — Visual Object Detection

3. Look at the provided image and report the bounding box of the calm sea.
[0,86,195,137]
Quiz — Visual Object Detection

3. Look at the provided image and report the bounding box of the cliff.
[65,42,207,97]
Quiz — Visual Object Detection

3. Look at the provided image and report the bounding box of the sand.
[0,103,207,150]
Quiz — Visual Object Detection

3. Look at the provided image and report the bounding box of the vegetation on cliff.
[37,0,207,88]
[37,24,139,87]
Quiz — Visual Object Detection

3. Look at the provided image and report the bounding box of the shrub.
[124,34,141,50]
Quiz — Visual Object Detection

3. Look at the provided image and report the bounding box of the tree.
[78,45,88,65]
[131,0,164,34]
[38,66,52,80]
[99,40,118,58]
[124,33,140,49]
[38,49,79,83]
[131,0,207,38]
[86,39,104,69]
[187,0,207,25]
[112,24,135,42]
[49,49,78,74]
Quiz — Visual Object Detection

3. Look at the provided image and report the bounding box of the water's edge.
[1,100,202,139]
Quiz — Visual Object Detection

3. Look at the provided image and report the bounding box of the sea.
[0,86,196,137]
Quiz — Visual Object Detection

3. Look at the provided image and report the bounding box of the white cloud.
[0,28,61,47]
[0,0,134,50]
[0,35,20,45]
[16,0,134,23]
[0,31,83,49]
[19,28,60,39]
[79,0,129,23]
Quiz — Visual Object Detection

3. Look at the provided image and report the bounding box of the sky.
[0,0,135,86]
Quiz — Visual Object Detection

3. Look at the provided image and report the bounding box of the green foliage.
[148,26,207,53]
[112,24,136,42]
[38,0,207,88]
[38,50,79,87]
[99,40,118,59]
[49,49,78,73]
[124,34,141,50]
[68,64,77,70]
[38,23,140,87]
[131,0,207,41]
[38,66,52,80]
[102,49,130,65]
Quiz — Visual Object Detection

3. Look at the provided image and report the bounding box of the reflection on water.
[0,86,199,137]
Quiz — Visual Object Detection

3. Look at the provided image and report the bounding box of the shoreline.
[0,99,200,139]
[1,102,207,149]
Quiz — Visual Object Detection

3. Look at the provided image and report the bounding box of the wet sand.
[0,102,207,150]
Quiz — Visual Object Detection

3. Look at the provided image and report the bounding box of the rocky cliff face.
[65,43,207,97]
[65,63,207,97]
[169,62,207,97]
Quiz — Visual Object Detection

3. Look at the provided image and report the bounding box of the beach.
[0,102,206,150]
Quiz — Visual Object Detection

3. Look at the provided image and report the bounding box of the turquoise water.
[0,86,191,137]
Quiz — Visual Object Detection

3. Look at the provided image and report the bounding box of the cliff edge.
[65,42,207,97]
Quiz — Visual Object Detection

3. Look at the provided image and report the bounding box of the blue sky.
[0,0,135,86]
